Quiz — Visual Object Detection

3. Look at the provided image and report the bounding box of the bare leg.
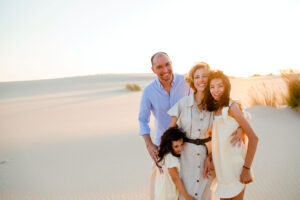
[232,188,245,200]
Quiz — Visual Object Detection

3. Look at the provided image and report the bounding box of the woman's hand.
[203,155,213,179]
[205,126,212,137]
[230,127,244,147]
[240,168,253,184]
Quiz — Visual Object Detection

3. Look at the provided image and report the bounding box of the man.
[138,52,190,163]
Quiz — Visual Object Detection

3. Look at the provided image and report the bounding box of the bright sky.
[0,0,299,82]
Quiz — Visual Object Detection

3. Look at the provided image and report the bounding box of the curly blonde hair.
[185,62,211,92]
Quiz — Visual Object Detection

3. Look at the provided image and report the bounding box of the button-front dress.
[168,95,215,200]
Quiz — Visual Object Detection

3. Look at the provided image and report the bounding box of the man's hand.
[147,143,159,163]
[230,127,244,147]
[143,134,159,163]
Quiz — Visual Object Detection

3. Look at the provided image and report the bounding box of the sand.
[0,74,299,200]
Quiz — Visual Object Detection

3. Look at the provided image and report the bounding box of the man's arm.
[142,134,158,162]
[138,89,158,162]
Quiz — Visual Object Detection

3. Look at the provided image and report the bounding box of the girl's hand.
[240,168,253,184]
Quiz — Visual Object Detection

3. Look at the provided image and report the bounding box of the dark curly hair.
[205,70,231,112]
[156,127,186,168]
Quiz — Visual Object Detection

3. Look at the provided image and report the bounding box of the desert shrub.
[252,74,261,77]
[125,83,141,91]
[249,82,286,107]
[281,69,300,109]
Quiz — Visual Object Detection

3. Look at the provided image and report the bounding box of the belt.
[185,137,211,156]
[185,137,211,145]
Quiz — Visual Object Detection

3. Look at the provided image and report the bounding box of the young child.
[205,70,259,200]
[154,127,196,200]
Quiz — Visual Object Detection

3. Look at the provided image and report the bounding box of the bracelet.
[243,165,250,170]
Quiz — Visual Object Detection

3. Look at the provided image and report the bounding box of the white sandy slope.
[0,74,299,200]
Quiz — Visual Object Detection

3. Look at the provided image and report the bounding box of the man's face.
[151,55,173,82]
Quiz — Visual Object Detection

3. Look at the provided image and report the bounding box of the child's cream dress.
[154,153,180,200]
[210,103,253,198]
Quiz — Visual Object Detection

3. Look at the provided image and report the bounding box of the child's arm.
[168,167,197,200]
[229,103,259,184]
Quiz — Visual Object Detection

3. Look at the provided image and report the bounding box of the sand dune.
[0,74,299,200]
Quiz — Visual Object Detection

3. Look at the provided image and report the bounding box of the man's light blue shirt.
[138,74,191,145]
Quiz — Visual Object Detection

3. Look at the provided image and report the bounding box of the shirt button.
[195,193,198,196]
[198,165,200,168]
[198,129,201,131]
[197,180,199,182]
[197,153,200,156]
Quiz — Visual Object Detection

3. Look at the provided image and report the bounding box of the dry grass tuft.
[251,74,261,77]
[248,82,286,107]
[280,69,300,110]
[125,82,141,91]
[249,69,300,111]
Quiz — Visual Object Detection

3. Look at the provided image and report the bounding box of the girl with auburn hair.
[205,70,258,200]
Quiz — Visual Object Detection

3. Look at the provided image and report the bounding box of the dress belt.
[185,137,211,145]
[185,137,211,156]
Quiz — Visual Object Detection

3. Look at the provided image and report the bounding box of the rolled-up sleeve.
[167,101,180,118]
[138,89,151,135]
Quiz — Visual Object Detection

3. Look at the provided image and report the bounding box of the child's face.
[172,138,184,155]
[210,78,225,101]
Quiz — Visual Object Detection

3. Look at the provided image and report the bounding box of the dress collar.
[185,94,194,107]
